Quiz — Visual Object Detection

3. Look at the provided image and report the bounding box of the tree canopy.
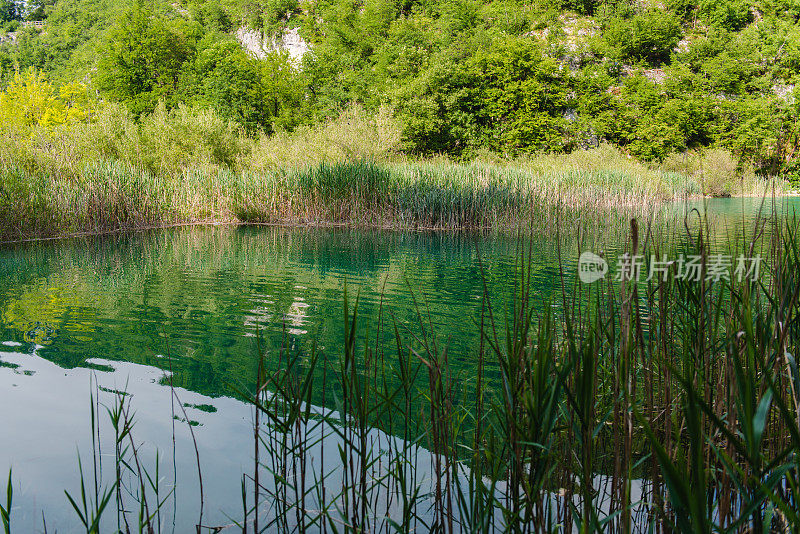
[2,0,800,173]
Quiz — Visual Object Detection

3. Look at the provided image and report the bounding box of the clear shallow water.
[0,196,797,531]
[0,227,575,396]
[0,226,583,531]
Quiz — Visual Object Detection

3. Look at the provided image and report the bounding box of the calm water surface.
[0,196,797,531]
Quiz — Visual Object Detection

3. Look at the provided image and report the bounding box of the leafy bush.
[246,104,402,172]
[666,0,696,21]
[660,148,748,196]
[603,10,682,65]
[466,37,571,154]
[699,0,752,31]
[394,59,472,155]
[187,1,232,33]
[560,0,601,16]
[782,158,800,188]
[136,103,247,174]
[717,97,793,175]
[0,68,89,132]
[397,37,570,157]
[2,102,248,178]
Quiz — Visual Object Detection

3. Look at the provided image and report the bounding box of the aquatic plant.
[4,201,800,533]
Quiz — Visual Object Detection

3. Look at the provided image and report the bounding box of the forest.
[0,0,798,175]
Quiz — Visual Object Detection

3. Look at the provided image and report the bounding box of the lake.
[0,196,797,532]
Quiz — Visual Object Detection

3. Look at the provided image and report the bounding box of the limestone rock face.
[236,26,310,65]
[280,27,311,63]
[773,84,796,104]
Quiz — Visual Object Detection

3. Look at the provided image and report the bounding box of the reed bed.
[1,102,786,242]
[3,202,799,533]
[238,209,800,533]
[0,157,691,242]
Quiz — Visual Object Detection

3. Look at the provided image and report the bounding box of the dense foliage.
[1,0,799,175]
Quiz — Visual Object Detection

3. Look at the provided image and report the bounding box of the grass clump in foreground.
[0,103,787,242]
[4,207,800,532]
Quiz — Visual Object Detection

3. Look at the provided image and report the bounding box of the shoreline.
[0,149,792,244]
[0,190,792,246]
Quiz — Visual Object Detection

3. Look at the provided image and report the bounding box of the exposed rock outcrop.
[773,84,795,104]
[236,26,310,65]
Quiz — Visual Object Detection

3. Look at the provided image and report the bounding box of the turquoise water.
[0,227,571,396]
[0,226,579,531]
[0,196,796,531]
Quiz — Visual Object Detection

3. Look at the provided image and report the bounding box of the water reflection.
[0,227,576,398]
[0,346,253,532]
[0,344,649,533]
[1,198,797,530]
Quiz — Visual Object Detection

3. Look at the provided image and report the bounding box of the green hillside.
[1,0,799,174]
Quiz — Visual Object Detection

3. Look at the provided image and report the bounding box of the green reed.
[1,469,10,534]
[0,157,670,242]
[4,201,800,533]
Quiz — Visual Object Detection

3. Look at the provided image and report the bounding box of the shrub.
[465,37,571,155]
[188,1,232,32]
[699,0,752,31]
[396,37,571,157]
[717,97,791,175]
[0,68,90,133]
[660,147,755,196]
[603,10,682,65]
[136,103,248,175]
[0,102,249,179]
[245,104,402,172]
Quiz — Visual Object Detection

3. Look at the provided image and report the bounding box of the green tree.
[188,1,232,32]
[0,68,89,133]
[97,2,195,116]
[25,0,54,21]
[573,65,621,146]
[666,0,696,22]
[0,0,18,23]
[699,0,752,31]
[263,0,300,34]
[466,37,571,154]
[260,50,309,131]
[611,72,715,161]
[396,37,571,156]
[183,38,269,131]
[395,60,473,155]
[718,97,796,173]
